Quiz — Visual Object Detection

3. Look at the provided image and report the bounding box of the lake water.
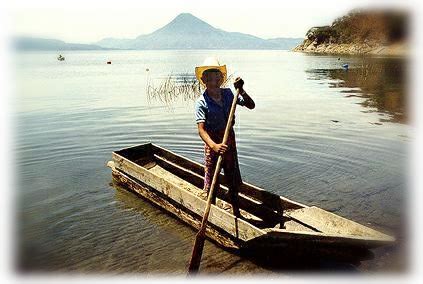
[14,50,409,274]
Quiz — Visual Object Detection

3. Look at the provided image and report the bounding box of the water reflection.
[307,58,407,123]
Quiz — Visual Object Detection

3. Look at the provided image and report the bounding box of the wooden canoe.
[107,143,394,260]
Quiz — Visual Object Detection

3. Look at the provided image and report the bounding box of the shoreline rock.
[292,40,407,57]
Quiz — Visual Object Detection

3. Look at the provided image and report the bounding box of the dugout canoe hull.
[107,143,394,259]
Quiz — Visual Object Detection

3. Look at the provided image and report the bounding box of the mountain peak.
[174,12,196,19]
[172,13,206,24]
[152,13,216,35]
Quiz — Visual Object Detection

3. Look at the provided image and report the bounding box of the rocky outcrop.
[293,39,407,56]
[293,9,408,56]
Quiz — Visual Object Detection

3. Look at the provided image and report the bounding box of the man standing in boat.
[194,57,255,217]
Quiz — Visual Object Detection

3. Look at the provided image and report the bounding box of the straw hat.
[195,57,227,87]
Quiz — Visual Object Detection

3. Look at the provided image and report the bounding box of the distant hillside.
[266,37,305,50]
[293,9,408,55]
[14,37,108,51]
[97,13,302,50]
[95,38,133,50]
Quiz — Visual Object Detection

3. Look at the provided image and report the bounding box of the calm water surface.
[14,50,409,274]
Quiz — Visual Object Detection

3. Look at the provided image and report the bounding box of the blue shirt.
[194,88,245,132]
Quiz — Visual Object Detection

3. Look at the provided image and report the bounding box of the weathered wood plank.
[281,220,318,233]
[153,144,205,176]
[110,167,239,249]
[112,153,266,242]
[286,206,390,238]
[263,228,394,248]
[239,183,305,211]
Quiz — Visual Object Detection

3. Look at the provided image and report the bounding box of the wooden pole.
[187,79,243,274]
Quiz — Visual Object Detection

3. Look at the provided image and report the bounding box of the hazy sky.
[9,0,410,43]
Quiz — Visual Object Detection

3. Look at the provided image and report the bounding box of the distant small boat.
[57,55,65,61]
[107,61,112,64]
